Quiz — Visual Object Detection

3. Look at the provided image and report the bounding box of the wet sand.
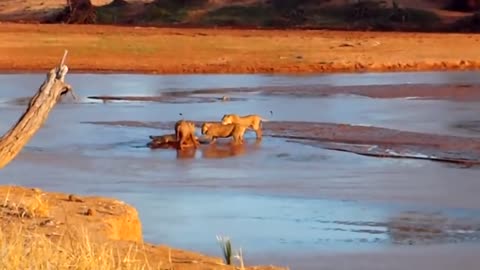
[1,23,480,74]
[2,72,480,269]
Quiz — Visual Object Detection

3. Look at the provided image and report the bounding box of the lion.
[175,120,200,150]
[221,114,267,139]
[201,122,247,145]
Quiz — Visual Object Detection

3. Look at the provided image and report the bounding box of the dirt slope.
[0,185,284,270]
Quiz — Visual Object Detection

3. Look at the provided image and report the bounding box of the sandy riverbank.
[1,23,480,74]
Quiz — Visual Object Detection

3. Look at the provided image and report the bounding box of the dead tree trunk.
[0,51,74,169]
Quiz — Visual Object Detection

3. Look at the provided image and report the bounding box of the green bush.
[96,6,124,24]
[153,0,208,10]
[142,5,188,23]
[310,1,440,30]
[202,5,277,27]
[269,0,308,11]
[451,12,480,32]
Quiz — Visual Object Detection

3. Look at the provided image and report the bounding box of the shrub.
[202,4,277,27]
[446,0,480,12]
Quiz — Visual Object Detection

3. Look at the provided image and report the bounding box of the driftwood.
[0,51,74,169]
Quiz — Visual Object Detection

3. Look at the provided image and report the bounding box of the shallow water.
[2,71,480,269]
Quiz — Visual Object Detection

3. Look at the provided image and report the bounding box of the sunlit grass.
[0,225,151,270]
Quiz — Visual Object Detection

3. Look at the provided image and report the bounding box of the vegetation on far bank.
[34,0,480,33]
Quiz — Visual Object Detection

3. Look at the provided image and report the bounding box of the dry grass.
[0,226,151,270]
[0,186,284,270]
[0,187,149,269]
[26,192,51,218]
[1,187,50,219]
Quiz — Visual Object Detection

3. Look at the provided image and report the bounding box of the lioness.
[175,120,200,150]
[221,114,267,139]
[201,122,246,144]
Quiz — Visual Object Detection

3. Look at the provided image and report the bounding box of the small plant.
[233,247,245,270]
[216,235,245,268]
[216,235,232,265]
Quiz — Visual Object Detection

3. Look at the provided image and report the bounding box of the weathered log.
[0,52,73,169]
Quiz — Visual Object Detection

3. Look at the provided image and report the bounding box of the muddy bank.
[257,84,480,101]
[0,185,283,270]
[264,121,480,165]
[83,120,480,165]
[1,23,480,74]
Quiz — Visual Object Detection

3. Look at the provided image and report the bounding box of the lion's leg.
[175,126,181,142]
[179,141,185,150]
[255,128,263,139]
[189,133,199,148]
[233,134,243,145]
[178,131,187,150]
[209,137,217,144]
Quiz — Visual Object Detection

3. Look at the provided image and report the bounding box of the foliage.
[451,12,480,32]
[446,0,480,11]
[310,1,441,30]
[202,4,277,27]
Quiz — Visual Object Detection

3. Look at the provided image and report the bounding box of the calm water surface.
[1,71,480,268]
